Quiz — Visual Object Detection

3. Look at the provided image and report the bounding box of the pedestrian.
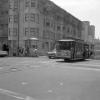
[26,47,29,56]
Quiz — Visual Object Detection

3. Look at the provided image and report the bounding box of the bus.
[55,39,93,61]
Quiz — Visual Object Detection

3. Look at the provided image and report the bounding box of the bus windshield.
[56,41,72,50]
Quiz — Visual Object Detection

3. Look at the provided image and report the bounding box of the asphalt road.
[0,57,100,100]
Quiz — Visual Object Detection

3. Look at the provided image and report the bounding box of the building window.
[1,24,4,28]
[30,28,35,34]
[43,18,46,26]
[46,22,50,27]
[9,28,17,36]
[5,11,8,14]
[14,15,18,23]
[67,27,70,33]
[30,13,39,23]
[30,27,39,37]
[13,28,18,36]
[14,0,18,9]
[30,13,35,22]
[31,0,36,8]
[73,29,76,36]
[9,15,18,23]
[57,25,61,31]
[25,28,29,36]
[25,13,29,22]
[53,22,56,30]
[9,1,13,9]
[42,42,45,49]
[36,14,39,23]
[8,28,11,36]
[63,26,66,31]
[25,0,30,8]
[43,30,50,39]
[43,30,47,39]
[78,32,81,38]
[44,17,51,27]
[9,15,13,22]
[45,42,49,51]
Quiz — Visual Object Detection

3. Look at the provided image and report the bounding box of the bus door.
[74,42,83,59]
[84,44,89,59]
[74,41,78,59]
[70,41,75,59]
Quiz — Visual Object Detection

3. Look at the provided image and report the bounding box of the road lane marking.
[59,82,63,86]
[72,63,100,67]
[0,67,3,70]
[65,65,100,72]
[25,96,35,100]
[21,82,28,85]
[0,88,35,100]
[40,60,56,64]
[0,88,25,99]
[48,90,53,93]
[4,94,25,99]
[10,67,17,71]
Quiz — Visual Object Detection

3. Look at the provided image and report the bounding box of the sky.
[51,0,100,39]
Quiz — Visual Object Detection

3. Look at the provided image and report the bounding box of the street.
[0,57,100,100]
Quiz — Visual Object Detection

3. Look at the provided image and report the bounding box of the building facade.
[82,21,95,44]
[88,25,95,43]
[9,0,92,56]
[0,0,8,50]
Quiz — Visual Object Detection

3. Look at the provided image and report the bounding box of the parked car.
[47,49,57,59]
[0,50,8,57]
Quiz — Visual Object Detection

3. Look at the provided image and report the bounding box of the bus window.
[56,41,73,50]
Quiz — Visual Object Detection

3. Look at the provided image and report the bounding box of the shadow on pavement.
[56,59,90,63]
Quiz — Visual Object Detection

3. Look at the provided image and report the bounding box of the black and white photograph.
[0,0,100,100]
